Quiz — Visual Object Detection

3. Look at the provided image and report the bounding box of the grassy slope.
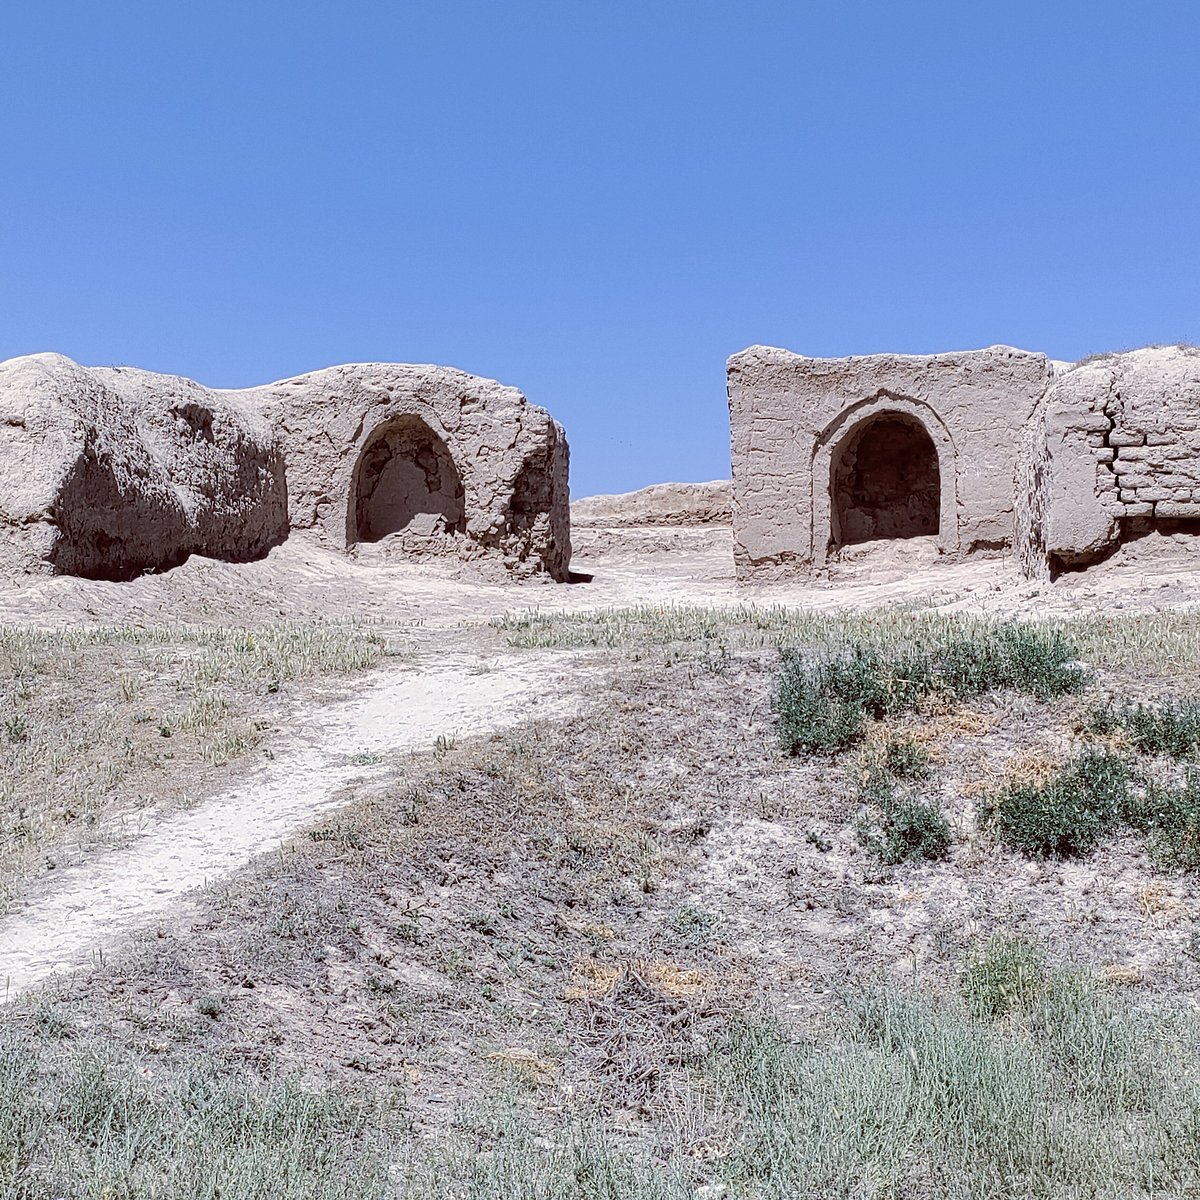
[0,622,388,911]
[4,608,1200,1195]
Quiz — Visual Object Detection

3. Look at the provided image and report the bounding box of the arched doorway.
[830,413,940,547]
[349,415,465,546]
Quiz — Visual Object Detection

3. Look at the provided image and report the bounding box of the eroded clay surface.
[0,354,571,582]
[727,345,1050,578]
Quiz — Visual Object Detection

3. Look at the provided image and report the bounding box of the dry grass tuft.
[1100,963,1144,985]
[961,746,1063,801]
[907,707,1000,765]
[565,958,713,1002]
[564,957,624,1000]
[485,1047,561,1085]
[1001,747,1065,787]
[911,707,999,743]
[1138,881,1189,926]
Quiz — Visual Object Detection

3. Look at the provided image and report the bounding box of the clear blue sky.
[2,2,1197,496]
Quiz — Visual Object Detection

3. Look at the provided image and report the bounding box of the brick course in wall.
[1084,353,1200,521]
[1017,345,1200,575]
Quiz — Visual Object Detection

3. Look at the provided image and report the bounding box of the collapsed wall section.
[0,354,288,579]
[1017,346,1200,575]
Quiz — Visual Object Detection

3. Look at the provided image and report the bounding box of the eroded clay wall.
[1018,345,1200,574]
[727,345,1053,579]
[240,362,572,581]
[0,354,288,580]
[0,354,571,583]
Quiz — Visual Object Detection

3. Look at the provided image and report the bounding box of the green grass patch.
[855,736,949,865]
[1122,771,1200,871]
[775,623,1084,755]
[2,959,1195,1198]
[859,796,952,865]
[398,966,1192,1197]
[1089,696,1200,758]
[0,620,389,911]
[962,937,1045,1019]
[0,1045,397,1198]
[986,752,1200,870]
[984,751,1132,859]
[495,604,1200,692]
[705,971,1175,1198]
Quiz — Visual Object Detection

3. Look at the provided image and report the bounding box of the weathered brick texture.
[728,342,1200,581]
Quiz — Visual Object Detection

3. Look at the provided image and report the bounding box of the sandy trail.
[0,650,579,998]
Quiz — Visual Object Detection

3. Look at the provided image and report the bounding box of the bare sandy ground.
[2,522,1200,632]
[0,650,578,997]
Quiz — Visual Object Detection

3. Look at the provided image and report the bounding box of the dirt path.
[0,650,580,998]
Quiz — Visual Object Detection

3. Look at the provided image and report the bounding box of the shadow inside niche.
[566,569,594,584]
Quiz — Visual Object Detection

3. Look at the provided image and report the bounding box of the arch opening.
[350,416,465,546]
[831,413,940,547]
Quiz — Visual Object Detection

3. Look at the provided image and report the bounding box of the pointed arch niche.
[811,393,959,564]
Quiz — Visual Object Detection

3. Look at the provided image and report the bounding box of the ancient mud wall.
[726,345,1052,579]
[1017,346,1200,576]
[240,362,571,580]
[0,354,287,580]
[0,354,571,582]
[731,341,1200,582]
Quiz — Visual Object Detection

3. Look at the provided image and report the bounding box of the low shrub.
[860,797,952,866]
[989,750,1200,870]
[1151,810,1200,871]
[1131,773,1200,871]
[195,994,224,1018]
[773,624,1084,756]
[666,904,722,944]
[855,738,949,865]
[985,751,1132,859]
[773,648,889,755]
[976,624,1089,701]
[855,735,930,804]
[1089,696,1200,758]
[881,735,930,781]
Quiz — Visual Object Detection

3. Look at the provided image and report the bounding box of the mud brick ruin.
[727,343,1200,580]
[0,353,571,581]
[4,340,1198,588]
